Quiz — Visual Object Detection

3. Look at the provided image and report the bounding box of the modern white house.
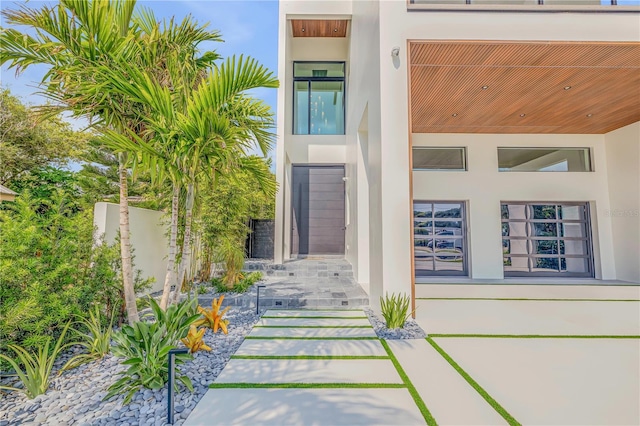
[273,0,640,308]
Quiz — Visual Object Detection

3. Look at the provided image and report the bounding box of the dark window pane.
[412,147,466,170]
[414,238,433,248]
[414,203,433,218]
[498,148,592,172]
[434,221,463,233]
[532,222,557,237]
[414,222,433,235]
[434,239,463,252]
[531,205,556,220]
[501,223,509,236]
[534,257,559,272]
[501,205,509,219]
[533,240,558,255]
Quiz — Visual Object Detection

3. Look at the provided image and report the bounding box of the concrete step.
[245,259,355,279]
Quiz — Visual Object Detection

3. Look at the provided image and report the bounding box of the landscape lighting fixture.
[564,86,572,90]
[482,85,489,90]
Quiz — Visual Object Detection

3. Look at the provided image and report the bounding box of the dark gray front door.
[292,165,345,256]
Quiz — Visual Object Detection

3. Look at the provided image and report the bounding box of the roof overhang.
[409,40,640,134]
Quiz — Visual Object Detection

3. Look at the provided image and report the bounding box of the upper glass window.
[293,62,345,135]
[413,147,467,171]
[498,148,592,172]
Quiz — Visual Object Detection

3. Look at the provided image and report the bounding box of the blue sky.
[1,0,280,157]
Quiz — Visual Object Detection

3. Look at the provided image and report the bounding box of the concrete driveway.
[413,284,640,425]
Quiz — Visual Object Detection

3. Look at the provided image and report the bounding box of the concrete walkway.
[185,310,426,425]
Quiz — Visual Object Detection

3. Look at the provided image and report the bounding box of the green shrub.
[107,298,199,404]
[380,293,413,329]
[60,306,115,373]
[0,322,72,398]
[212,271,262,293]
[197,285,209,295]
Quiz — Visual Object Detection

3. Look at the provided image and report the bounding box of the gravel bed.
[0,307,259,426]
[364,307,427,340]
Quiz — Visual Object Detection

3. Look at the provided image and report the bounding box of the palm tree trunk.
[118,153,139,324]
[160,182,180,310]
[173,182,195,304]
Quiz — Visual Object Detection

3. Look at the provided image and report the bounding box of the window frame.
[412,146,468,171]
[501,201,595,278]
[497,147,593,172]
[292,61,346,135]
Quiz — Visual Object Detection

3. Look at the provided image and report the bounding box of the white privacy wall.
[605,122,640,283]
[94,202,169,293]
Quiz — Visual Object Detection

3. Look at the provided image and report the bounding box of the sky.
[0,0,280,159]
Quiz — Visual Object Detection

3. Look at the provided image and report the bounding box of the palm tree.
[96,54,278,305]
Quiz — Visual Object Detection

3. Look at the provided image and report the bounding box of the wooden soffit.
[291,20,348,37]
[409,41,640,134]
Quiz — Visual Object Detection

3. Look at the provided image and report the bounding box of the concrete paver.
[387,339,506,425]
[215,358,403,384]
[235,339,387,357]
[433,337,640,425]
[248,326,377,338]
[256,317,372,327]
[416,299,640,335]
[184,388,426,426]
[263,309,368,317]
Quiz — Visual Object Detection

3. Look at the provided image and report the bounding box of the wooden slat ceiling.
[409,41,640,134]
[291,20,348,37]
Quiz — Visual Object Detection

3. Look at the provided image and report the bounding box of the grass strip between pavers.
[254,325,372,329]
[426,337,521,426]
[380,339,437,426]
[261,316,369,319]
[417,297,639,302]
[231,355,389,360]
[244,336,378,340]
[208,382,406,389]
[429,334,640,339]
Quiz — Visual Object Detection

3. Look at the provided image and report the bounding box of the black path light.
[256,285,266,315]
[167,348,190,425]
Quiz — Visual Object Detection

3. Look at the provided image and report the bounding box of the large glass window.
[293,62,345,135]
[498,148,592,172]
[414,202,467,277]
[413,147,467,171]
[501,202,594,277]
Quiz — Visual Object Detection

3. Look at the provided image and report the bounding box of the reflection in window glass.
[498,148,592,172]
[294,81,309,135]
[413,147,467,170]
[414,202,467,278]
[309,81,344,135]
[501,202,593,277]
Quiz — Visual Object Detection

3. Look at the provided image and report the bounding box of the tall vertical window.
[293,62,345,135]
[501,202,594,277]
[413,202,468,278]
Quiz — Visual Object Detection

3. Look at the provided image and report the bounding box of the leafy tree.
[0,88,87,185]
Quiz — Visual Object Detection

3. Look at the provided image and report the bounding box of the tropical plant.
[181,325,211,353]
[1,0,148,324]
[107,321,193,404]
[0,322,72,399]
[380,293,414,329]
[215,237,246,288]
[213,271,263,294]
[194,296,231,334]
[60,306,115,373]
[147,298,200,342]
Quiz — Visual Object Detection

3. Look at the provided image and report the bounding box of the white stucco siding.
[411,133,618,280]
[605,122,640,283]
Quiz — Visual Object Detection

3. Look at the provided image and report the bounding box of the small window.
[412,147,466,171]
[293,62,345,135]
[498,148,592,172]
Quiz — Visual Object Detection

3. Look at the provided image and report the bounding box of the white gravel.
[364,307,427,340]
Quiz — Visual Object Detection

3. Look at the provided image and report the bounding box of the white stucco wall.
[412,133,618,280]
[93,202,169,293]
[605,122,640,283]
[274,0,640,298]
